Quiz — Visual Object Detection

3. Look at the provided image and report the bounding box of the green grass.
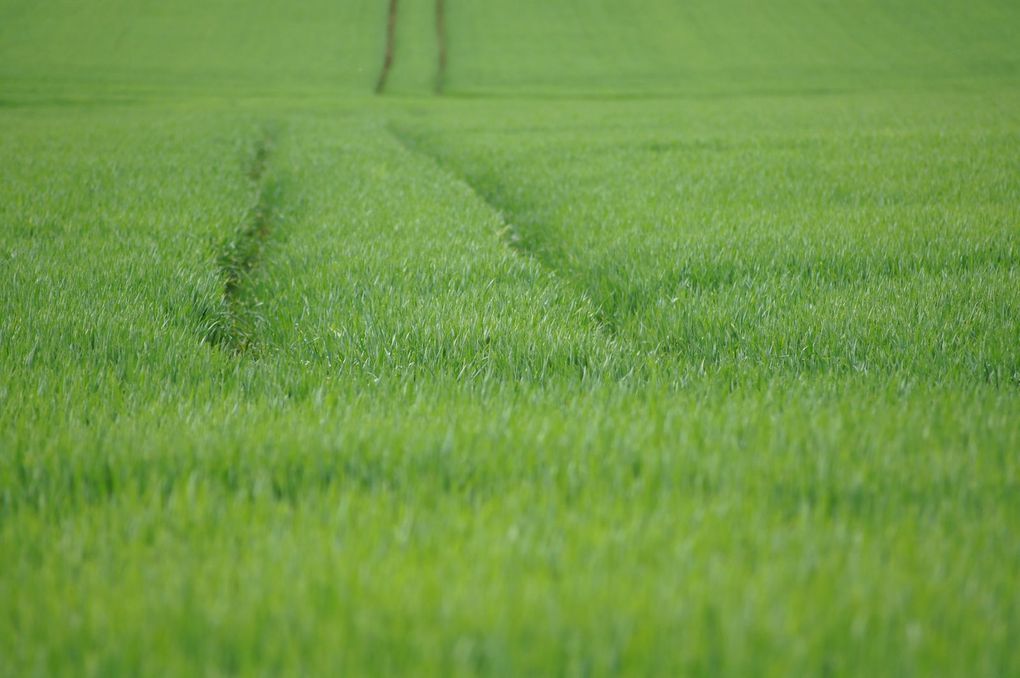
[1,0,1019,674]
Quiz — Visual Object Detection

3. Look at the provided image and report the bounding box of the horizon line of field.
[375,0,448,95]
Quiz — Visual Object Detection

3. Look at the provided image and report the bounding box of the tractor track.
[435,0,448,93]
[205,130,281,354]
[386,125,621,342]
[375,0,399,93]
[375,0,449,95]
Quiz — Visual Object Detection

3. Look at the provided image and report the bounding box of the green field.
[2,0,1019,674]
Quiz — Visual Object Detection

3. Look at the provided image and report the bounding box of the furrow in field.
[375,0,399,93]
[220,121,624,384]
[387,124,620,342]
[435,0,448,94]
[205,129,281,353]
[375,0,448,95]
[386,125,546,270]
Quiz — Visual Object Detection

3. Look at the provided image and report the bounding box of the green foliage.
[1,0,1019,675]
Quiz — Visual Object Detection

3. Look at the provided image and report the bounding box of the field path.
[206,127,282,353]
[375,0,399,93]
[374,0,448,94]
[388,123,621,347]
[435,0,448,93]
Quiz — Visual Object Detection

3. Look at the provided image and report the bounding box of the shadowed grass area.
[206,129,283,353]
